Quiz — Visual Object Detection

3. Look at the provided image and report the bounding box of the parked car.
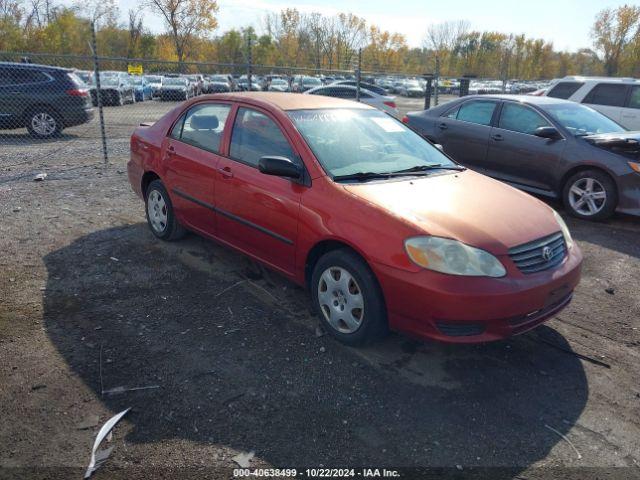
[237,75,262,91]
[128,92,581,345]
[90,71,136,106]
[398,80,424,97]
[159,76,192,101]
[544,76,640,130]
[404,95,640,220]
[292,76,322,93]
[305,85,399,118]
[74,70,93,86]
[206,74,232,93]
[186,75,204,95]
[331,80,388,96]
[145,75,163,98]
[267,78,290,92]
[132,75,152,101]
[0,62,94,138]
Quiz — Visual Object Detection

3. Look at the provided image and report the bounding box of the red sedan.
[128,92,582,345]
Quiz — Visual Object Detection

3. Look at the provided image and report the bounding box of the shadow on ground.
[42,224,588,470]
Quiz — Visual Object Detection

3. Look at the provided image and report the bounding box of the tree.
[146,0,218,66]
[592,4,640,75]
[424,20,469,76]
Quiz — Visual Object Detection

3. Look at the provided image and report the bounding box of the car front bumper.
[372,246,582,343]
[616,170,640,216]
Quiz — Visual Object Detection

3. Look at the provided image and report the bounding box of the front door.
[214,106,303,275]
[485,101,566,191]
[163,102,232,237]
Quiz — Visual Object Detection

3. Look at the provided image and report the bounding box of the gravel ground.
[0,95,639,480]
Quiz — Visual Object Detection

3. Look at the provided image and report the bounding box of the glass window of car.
[0,68,12,86]
[11,69,49,84]
[170,114,185,139]
[288,108,457,178]
[583,83,628,107]
[451,100,497,126]
[176,103,230,153]
[230,108,296,167]
[627,86,640,109]
[547,81,584,99]
[498,102,551,135]
[545,102,625,136]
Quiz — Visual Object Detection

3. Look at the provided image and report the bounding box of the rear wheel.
[144,180,186,241]
[563,169,617,221]
[311,249,388,346]
[26,108,61,138]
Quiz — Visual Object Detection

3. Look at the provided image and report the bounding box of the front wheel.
[144,180,186,241]
[311,249,388,346]
[562,170,617,221]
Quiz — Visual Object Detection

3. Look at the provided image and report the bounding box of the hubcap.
[317,267,364,334]
[31,112,56,136]
[147,190,168,233]
[568,178,606,216]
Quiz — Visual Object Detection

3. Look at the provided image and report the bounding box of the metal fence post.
[247,35,253,91]
[434,54,440,107]
[90,22,108,165]
[355,48,362,102]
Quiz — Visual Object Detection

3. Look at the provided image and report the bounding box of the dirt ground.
[1,96,639,480]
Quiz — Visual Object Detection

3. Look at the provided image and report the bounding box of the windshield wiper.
[332,171,395,182]
[391,164,466,174]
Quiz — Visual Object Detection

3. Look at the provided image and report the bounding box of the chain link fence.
[0,41,551,174]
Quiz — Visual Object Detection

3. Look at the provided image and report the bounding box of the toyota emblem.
[542,246,553,261]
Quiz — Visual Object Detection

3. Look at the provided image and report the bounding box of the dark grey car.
[405,95,640,220]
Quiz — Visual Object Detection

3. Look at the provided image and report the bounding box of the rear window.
[583,83,628,107]
[11,69,50,84]
[547,82,584,99]
[628,86,640,110]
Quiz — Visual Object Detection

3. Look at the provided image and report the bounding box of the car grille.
[509,232,566,274]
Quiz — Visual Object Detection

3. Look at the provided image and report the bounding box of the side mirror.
[535,126,561,139]
[258,156,301,179]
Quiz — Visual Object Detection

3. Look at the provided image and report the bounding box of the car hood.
[342,169,561,254]
[582,132,640,159]
[162,85,186,90]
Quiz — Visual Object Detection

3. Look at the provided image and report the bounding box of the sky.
[113,0,632,52]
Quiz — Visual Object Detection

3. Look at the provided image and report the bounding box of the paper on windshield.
[372,117,404,132]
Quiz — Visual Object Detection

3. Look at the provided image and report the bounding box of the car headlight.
[553,210,574,249]
[404,236,506,277]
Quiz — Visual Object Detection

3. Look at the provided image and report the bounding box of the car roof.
[458,94,574,106]
[0,61,71,72]
[557,76,639,84]
[207,92,373,111]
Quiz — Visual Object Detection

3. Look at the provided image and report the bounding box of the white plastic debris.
[33,173,47,181]
[84,408,130,478]
[232,450,255,468]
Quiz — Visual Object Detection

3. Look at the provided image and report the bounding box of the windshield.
[99,74,120,86]
[164,77,186,86]
[272,79,287,85]
[210,75,228,82]
[303,77,322,86]
[132,77,143,85]
[145,76,161,83]
[545,103,626,136]
[288,109,457,178]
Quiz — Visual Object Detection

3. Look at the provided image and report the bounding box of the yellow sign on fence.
[127,64,143,75]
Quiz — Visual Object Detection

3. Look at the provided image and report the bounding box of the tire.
[117,92,124,106]
[26,108,62,138]
[562,169,617,221]
[144,180,186,241]
[311,249,388,346]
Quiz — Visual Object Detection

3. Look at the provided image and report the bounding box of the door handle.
[438,122,448,130]
[491,134,504,141]
[218,167,233,178]
[165,146,175,156]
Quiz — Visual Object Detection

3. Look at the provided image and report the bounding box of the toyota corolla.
[128,92,582,345]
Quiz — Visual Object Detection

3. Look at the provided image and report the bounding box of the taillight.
[401,116,409,124]
[66,88,89,97]
[384,101,397,109]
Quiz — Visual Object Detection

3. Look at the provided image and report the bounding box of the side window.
[498,103,550,135]
[455,101,497,126]
[626,86,640,109]
[547,81,584,99]
[583,83,628,107]
[230,108,296,167]
[10,69,48,84]
[444,105,460,119]
[0,68,13,86]
[338,88,356,99]
[170,114,186,139]
[179,103,230,153]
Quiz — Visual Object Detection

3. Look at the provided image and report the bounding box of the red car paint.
[128,92,582,343]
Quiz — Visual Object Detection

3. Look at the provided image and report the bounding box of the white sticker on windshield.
[372,117,404,132]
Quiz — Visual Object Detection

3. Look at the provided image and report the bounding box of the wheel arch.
[141,171,161,197]
[303,238,374,290]
[559,164,618,196]
[22,103,63,128]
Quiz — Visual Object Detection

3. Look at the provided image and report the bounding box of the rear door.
[581,83,629,125]
[435,99,498,169]
[485,101,566,191]
[214,106,304,275]
[621,85,640,130]
[163,102,232,237]
[0,67,18,126]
